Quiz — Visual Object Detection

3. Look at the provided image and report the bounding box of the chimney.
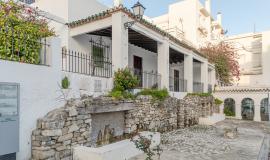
[217,12,222,26]
[205,0,211,15]
[113,0,123,6]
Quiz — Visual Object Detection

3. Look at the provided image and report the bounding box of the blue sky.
[98,0,270,35]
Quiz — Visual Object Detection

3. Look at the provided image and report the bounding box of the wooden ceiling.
[88,27,158,53]
[169,48,184,64]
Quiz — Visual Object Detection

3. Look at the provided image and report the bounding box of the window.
[92,45,104,68]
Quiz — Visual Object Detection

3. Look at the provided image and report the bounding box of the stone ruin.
[31,94,220,160]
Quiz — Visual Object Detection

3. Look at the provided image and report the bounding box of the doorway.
[133,56,143,88]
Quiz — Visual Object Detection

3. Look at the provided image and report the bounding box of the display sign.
[0,83,19,156]
[0,84,18,118]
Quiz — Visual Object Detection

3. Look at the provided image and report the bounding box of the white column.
[201,61,208,92]
[158,39,170,89]
[112,12,129,72]
[184,54,193,92]
[235,99,242,119]
[254,100,261,122]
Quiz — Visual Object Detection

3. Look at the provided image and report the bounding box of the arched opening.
[241,98,254,120]
[261,98,269,121]
[224,98,235,116]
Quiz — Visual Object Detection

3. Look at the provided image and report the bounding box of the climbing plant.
[200,42,240,84]
[0,0,54,64]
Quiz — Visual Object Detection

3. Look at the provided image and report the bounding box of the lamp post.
[124,1,146,29]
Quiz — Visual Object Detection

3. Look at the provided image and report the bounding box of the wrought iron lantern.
[132,1,146,19]
[124,1,146,29]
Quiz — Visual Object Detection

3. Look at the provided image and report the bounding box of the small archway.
[261,98,269,121]
[241,98,254,120]
[224,98,235,116]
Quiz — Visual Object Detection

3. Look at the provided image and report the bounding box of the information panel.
[0,83,19,156]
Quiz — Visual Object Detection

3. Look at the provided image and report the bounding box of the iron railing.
[169,77,187,92]
[19,0,35,4]
[193,82,204,93]
[62,49,112,78]
[0,27,50,65]
[208,84,213,93]
[130,68,161,89]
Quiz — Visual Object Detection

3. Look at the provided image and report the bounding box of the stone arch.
[241,98,255,120]
[261,98,269,121]
[223,98,235,116]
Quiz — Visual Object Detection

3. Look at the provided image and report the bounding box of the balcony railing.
[19,0,35,4]
[208,84,213,93]
[130,68,161,89]
[62,49,112,78]
[0,27,50,66]
[193,82,204,93]
[169,77,187,92]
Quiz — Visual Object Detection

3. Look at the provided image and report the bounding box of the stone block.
[58,133,73,142]
[42,129,62,137]
[68,124,79,133]
[32,149,55,160]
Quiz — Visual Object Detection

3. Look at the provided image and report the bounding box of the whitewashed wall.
[0,37,113,159]
[193,62,201,82]
[0,38,63,160]
[128,44,158,73]
[214,91,269,122]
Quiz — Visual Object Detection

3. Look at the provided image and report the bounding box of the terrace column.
[184,54,193,92]
[112,12,129,72]
[235,99,242,119]
[158,39,170,89]
[254,99,261,122]
[201,61,209,92]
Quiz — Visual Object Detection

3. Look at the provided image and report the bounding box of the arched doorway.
[261,98,269,121]
[224,98,235,116]
[241,98,254,120]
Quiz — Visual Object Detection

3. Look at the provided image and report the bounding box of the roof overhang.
[67,5,207,59]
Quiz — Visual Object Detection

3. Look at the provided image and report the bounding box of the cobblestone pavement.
[131,119,269,160]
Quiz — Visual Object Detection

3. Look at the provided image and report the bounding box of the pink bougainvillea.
[200,42,240,84]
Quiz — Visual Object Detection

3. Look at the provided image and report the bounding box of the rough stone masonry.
[31,95,220,160]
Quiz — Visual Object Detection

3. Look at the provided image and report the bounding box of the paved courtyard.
[131,119,270,160]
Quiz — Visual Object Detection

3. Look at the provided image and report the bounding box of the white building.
[151,0,224,48]
[32,0,216,96]
[0,0,216,159]
[215,31,270,122]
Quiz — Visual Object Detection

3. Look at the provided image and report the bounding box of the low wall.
[125,95,217,133]
[31,97,134,160]
[31,95,220,160]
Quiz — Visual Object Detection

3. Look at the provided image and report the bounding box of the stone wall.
[31,96,134,160]
[31,95,219,160]
[125,95,217,133]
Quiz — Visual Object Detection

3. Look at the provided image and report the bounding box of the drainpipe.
[268,88,270,121]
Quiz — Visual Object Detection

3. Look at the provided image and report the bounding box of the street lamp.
[132,1,146,19]
[124,1,146,29]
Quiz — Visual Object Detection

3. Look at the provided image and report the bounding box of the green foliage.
[187,93,212,97]
[138,88,169,101]
[224,107,235,117]
[0,0,55,64]
[215,98,223,105]
[108,90,135,100]
[61,76,70,89]
[113,68,139,92]
[131,134,163,160]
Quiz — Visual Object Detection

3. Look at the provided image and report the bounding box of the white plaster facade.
[151,0,224,48]
[32,0,216,94]
[215,31,270,122]
[0,0,217,159]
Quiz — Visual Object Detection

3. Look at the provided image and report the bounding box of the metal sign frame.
[0,82,20,156]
